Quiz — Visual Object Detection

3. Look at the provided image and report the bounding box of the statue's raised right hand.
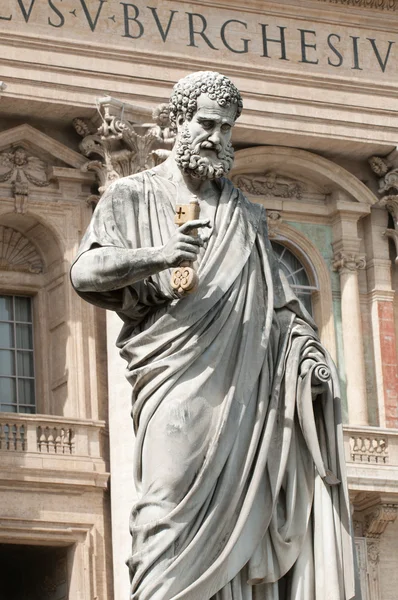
[161,219,211,268]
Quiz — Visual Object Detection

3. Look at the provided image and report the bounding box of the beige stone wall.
[0,126,112,598]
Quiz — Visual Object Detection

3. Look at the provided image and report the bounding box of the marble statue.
[71,72,357,600]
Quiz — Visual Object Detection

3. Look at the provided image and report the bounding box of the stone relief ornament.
[232,171,304,199]
[74,101,176,202]
[0,146,49,187]
[332,251,366,272]
[266,210,283,238]
[0,146,50,213]
[369,152,398,263]
[362,503,398,600]
[0,225,43,274]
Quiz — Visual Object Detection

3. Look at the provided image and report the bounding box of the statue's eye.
[221,124,231,133]
[201,120,214,130]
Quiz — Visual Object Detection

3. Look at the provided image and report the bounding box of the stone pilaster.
[363,503,398,600]
[333,251,368,425]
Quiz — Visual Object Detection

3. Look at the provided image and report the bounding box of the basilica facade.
[0,0,397,598]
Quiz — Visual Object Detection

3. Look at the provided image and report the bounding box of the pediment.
[0,124,86,170]
[232,147,378,205]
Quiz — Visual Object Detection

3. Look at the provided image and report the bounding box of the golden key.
[170,196,200,294]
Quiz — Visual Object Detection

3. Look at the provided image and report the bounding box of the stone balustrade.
[343,425,398,494]
[0,413,109,491]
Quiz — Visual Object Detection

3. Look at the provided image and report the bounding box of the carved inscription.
[0,2,397,74]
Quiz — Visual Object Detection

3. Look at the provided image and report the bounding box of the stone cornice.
[312,0,397,11]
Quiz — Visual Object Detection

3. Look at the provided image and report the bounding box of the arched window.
[271,242,316,315]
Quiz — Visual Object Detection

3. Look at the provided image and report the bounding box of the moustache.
[197,140,223,155]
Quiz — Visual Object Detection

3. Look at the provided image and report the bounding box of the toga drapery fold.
[71,171,357,600]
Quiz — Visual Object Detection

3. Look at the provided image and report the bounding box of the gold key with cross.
[170,196,200,294]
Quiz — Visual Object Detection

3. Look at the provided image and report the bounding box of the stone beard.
[175,122,235,180]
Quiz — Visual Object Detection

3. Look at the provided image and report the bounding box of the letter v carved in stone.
[17,0,36,23]
[79,0,107,32]
[367,38,395,73]
[148,7,178,43]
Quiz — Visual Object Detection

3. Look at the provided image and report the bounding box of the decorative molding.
[267,211,283,238]
[0,146,49,187]
[0,145,51,213]
[74,99,176,196]
[0,226,43,274]
[357,502,398,600]
[332,251,366,273]
[232,171,303,199]
[380,195,398,264]
[315,0,397,10]
[364,504,398,538]
[384,228,398,264]
[369,155,398,263]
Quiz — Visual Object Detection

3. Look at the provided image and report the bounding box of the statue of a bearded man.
[71,72,358,600]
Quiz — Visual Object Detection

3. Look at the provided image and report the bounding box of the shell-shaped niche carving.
[0,226,43,274]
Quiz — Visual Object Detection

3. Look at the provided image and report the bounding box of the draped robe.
[71,170,357,600]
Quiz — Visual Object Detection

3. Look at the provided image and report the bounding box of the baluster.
[68,429,74,454]
[5,424,10,450]
[0,424,4,451]
[15,424,22,451]
[37,426,45,452]
[20,425,26,451]
[47,428,55,453]
[11,424,17,451]
[55,429,61,454]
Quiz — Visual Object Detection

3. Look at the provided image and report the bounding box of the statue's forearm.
[70,246,167,292]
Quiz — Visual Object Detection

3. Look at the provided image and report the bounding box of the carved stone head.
[169,71,243,127]
[13,147,28,167]
[152,103,170,128]
[170,72,243,180]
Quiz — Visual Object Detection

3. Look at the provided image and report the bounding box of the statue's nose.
[208,129,222,145]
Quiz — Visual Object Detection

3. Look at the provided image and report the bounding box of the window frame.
[0,294,36,414]
[0,277,46,414]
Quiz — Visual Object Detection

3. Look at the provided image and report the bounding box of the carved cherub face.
[174,95,236,180]
[13,148,28,167]
[153,104,170,127]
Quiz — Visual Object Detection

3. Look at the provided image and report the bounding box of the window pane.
[0,296,13,321]
[0,377,17,404]
[18,379,35,405]
[0,350,15,376]
[15,297,32,323]
[0,323,14,348]
[298,293,313,315]
[0,404,17,413]
[16,324,33,349]
[272,242,313,316]
[17,351,34,377]
[18,405,35,414]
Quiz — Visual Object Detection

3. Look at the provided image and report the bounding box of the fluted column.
[333,252,368,425]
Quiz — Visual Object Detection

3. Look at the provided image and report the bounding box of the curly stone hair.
[169,71,243,128]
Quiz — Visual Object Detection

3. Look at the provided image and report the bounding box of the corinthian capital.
[332,252,366,273]
[378,194,398,226]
